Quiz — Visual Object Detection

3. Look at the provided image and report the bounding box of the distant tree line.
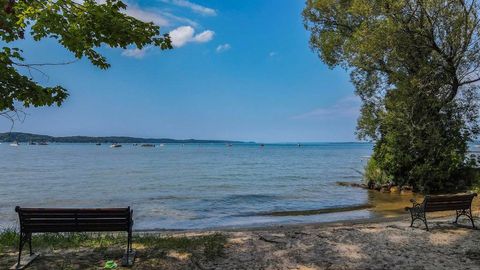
[0,132,242,144]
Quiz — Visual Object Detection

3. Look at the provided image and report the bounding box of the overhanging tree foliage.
[0,0,172,116]
[303,0,480,193]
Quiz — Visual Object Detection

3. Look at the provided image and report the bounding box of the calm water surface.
[0,143,382,230]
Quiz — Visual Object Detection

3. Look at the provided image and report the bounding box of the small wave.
[220,194,280,204]
[256,204,373,217]
[147,195,199,201]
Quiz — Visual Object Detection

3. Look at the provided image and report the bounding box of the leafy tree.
[304,0,480,193]
[0,0,172,117]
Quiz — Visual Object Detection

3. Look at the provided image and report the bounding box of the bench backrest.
[424,193,477,212]
[15,207,133,233]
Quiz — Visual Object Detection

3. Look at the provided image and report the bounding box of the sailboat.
[10,141,19,147]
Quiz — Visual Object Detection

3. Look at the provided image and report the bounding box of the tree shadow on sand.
[205,216,480,270]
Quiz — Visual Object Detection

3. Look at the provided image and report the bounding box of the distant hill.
[0,132,244,144]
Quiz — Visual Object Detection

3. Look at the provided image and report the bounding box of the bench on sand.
[405,193,477,231]
[12,206,134,269]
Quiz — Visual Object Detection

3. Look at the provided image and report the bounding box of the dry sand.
[2,214,480,269]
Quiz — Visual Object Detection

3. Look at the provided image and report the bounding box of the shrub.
[364,157,391,186]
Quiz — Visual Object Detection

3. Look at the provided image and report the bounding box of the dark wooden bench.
[405,193,477,231]
[13,206,134,269]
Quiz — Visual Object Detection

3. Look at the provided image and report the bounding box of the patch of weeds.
[0,229,227,261]
[203,233,226,260]
[0,230,124,252]
[0,228,19,252]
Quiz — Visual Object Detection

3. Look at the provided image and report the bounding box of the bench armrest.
[405,199,423,212]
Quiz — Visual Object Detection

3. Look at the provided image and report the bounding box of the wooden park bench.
[12,206,134,269]
[405,193,477,231]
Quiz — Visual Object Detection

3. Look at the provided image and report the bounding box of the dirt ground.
[2,215,480,270]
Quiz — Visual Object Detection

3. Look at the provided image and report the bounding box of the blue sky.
[1,0,360,142]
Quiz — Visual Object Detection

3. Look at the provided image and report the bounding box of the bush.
[364,157,391,186]
[365,84,478,194]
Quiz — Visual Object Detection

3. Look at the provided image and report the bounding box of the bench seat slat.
[23,226,129,233]
[426,195,476,202]
[425,202,473,211]
[23,223,129,228]
[21,213,130,218]
[19,208,129,213]
[22,219,129,225]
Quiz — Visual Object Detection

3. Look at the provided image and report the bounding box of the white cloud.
[161,0,217,16]
[169,26,215,47]
[124,4,170,26]
[216,44,231,53]
[75,0,170,26]
[193,30,214,42]
[121,47,151,59]
[291,96,361,120]
[159,11,199,28]
[169,26,195,47]
[269,51,277,57]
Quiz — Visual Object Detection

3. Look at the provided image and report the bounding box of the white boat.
[110,143,122,148]
[10,142,19,147]
[159,144,165,147]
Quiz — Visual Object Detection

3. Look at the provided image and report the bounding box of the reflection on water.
[367,191,422,217]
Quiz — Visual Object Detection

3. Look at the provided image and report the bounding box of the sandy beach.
[2,213,480,270]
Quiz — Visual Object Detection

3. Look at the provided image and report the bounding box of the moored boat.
[141,144,155,147]
[110,143,122,148]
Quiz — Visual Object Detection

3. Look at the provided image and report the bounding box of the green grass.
[0,229,227,260]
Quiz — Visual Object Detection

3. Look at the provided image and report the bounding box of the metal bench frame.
[405,193,477,231]
[13,206,134,269]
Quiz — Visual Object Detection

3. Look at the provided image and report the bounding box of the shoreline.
[134,214,409,233]
[134,207,480,233]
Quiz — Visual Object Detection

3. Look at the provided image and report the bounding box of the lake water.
[0,142,378,230]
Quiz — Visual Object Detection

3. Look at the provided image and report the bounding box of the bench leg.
[122,231,135,266]
[28,234,33,256]
[409,211,414,227]
[454,209,476,229]
[469,208,476,229]
[409,210,428,231]
[11,233,39,270]
[17,233,25,268]
[423,214,429,231]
